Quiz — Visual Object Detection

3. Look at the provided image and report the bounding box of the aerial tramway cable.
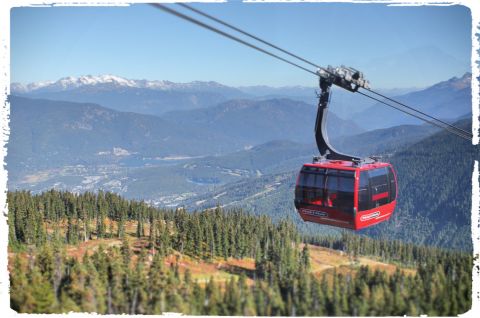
[356,90,472,140]
[177,3,323,70]
[149,3,317,76]
[360,88,472,139]
[149,3,473,141]
[176,3,472,140]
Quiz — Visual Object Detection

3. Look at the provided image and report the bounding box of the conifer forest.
[7,190,472,315]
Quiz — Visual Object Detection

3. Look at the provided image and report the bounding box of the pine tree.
[10,254,29,312]
[29,266,57,313]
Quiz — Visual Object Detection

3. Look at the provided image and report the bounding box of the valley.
[7,73,476,252]
[7,4,476,316]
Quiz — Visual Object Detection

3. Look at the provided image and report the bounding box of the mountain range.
[161,98,363,144]
[12,73,471,130]
[11,75,248,116]
[7,95,238,172]
[7,73,475,251]
[12,74,241,93]
[10,74,416,120]
[238,85,419,119]
[6,94,438,211]
[352,73,472,130]
[7,96,361,176]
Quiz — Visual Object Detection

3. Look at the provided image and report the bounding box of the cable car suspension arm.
[314,66,373,162]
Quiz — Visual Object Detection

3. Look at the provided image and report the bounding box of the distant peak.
[429,72,471,91]
[11,75,234,93]
[54,74,138,89]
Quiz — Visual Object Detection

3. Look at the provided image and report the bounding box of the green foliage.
[8,190,472,315]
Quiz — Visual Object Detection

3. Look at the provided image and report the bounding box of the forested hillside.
[7,96,357,174]
[7,95,241,171]
[182,119,475,251]
[160,98,363,141]
[8,190,472,315]
[362,118,477,250]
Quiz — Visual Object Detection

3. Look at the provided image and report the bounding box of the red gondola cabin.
[294,160,397,230]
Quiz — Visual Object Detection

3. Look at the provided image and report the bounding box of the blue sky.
[10,2,472,88]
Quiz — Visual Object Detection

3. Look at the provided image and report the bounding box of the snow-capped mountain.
[10,74,249,116]
[11,74,236,94]
[11,80,55,93]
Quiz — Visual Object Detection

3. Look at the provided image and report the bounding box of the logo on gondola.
[360,211,381,221]
[301,209,328,218]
